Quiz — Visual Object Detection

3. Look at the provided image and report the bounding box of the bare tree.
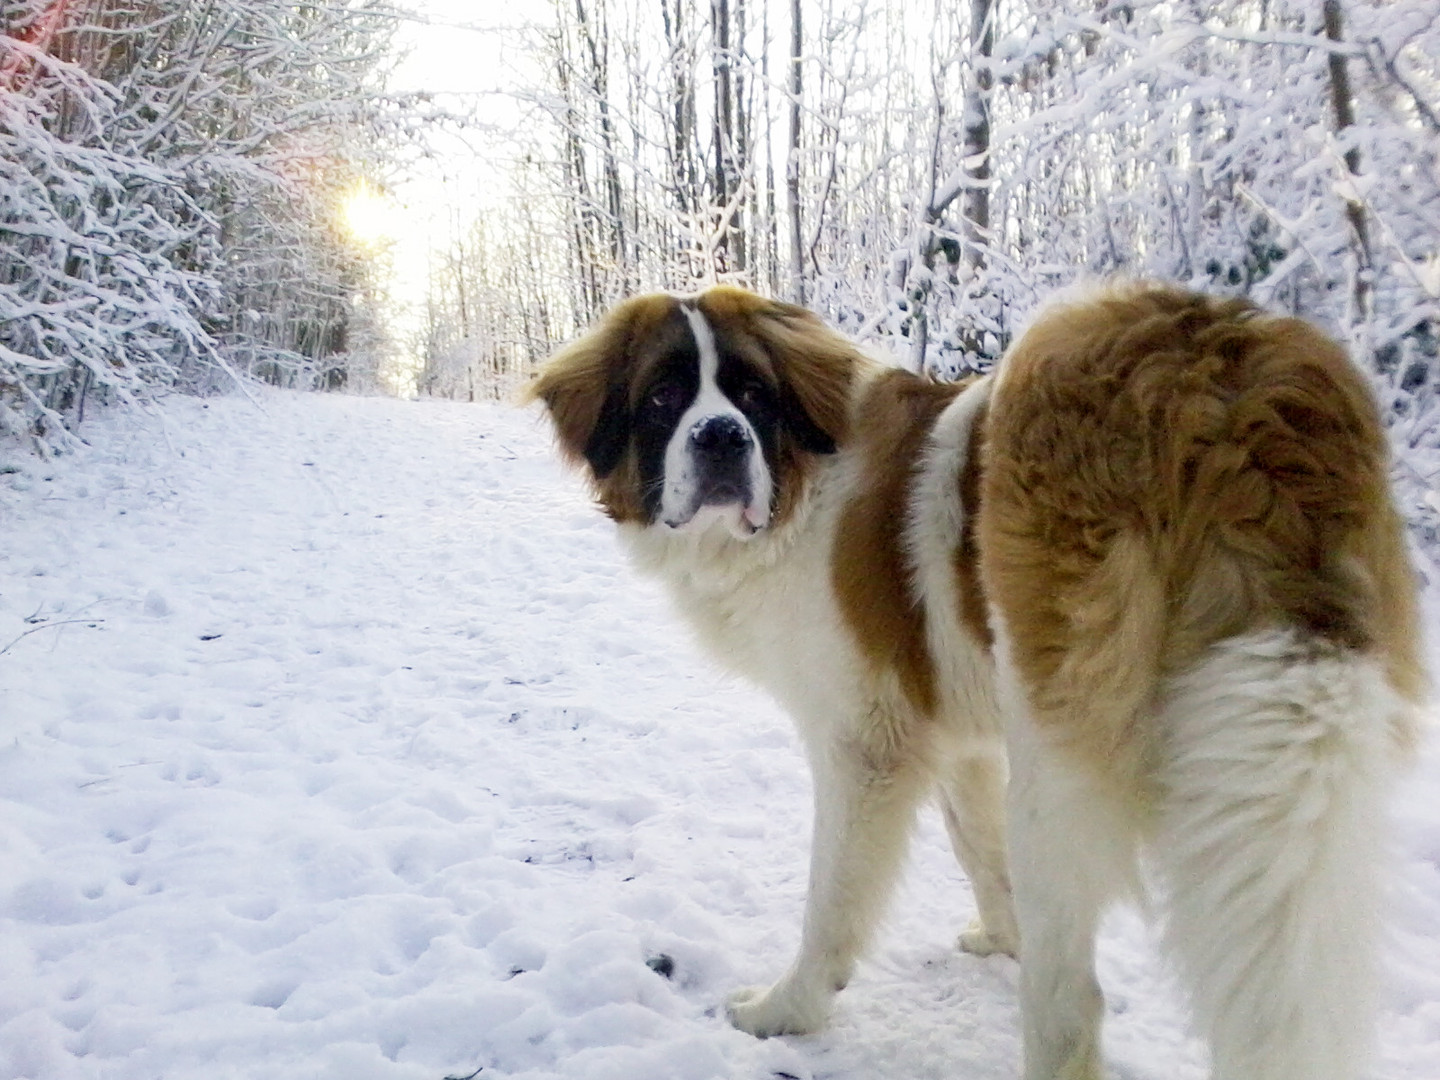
[787,0,804,302]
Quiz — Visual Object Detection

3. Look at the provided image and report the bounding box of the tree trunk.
[663,0,698,224]
[960,0,993,283]
[575,0,628,298]
[787,0,803,303]
[1322,0,1372,319]
[733,0,748,276]
[760,0,780,295]
[711,0,734,273]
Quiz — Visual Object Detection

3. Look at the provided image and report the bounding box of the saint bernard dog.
[526,281,1423,1080]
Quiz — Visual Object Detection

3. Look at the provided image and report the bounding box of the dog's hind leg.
[1152,632,1402,1080]
[939,749,1019,958]
[1007,705,1138,1080]
[726,731,930,1038]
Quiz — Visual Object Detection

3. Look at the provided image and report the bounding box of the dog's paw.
[957,918,1018,959]
[725,982,827,1038]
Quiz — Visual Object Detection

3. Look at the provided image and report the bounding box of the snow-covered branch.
[1,0,413,449]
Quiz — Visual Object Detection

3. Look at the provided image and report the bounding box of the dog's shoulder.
[829,368,979,716]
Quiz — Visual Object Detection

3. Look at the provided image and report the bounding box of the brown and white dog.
[527,282,1423,1080]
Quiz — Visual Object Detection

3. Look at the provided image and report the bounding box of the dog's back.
[980,282,1423,1080]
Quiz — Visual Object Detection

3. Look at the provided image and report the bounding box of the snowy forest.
[5,2,1440,479]
[416,0,1440,396]
[0,0,410,444]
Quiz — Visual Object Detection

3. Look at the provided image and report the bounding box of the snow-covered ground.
[1,389,1437,1080]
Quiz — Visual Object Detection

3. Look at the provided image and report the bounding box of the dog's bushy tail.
[1153,631,1406,1080]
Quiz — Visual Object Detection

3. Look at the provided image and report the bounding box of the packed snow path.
[2,390,1438,1080]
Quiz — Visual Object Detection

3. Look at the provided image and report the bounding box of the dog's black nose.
[690,415,752,458]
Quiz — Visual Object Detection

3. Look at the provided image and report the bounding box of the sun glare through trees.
[340,181,404,251]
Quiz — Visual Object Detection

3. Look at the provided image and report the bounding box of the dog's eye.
[647,380,685,411]
[736,379,770,411]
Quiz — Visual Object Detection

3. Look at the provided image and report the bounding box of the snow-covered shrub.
[0,32,223,446]
[0,0,404,451]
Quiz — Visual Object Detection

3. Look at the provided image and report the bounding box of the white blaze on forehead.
[657,303,774,538]
[682,305,721,391]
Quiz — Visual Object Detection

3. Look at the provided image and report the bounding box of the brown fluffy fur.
[980,282,1424,795]
[833,370,965,716]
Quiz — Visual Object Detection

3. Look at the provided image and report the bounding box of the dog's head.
[527,286,861,539]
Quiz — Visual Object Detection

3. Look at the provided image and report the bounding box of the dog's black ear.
[581,379,631,479]
[525,295,671,480]
[744,297,860,455]
[779,382,838,454]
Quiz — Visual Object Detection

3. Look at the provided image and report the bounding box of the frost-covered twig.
[0,618,106,658]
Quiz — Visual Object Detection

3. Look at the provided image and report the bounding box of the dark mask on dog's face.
[527,287,859,539]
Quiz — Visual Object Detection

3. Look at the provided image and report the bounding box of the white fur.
[906,377,998,724]
[905,377,1018,957]
[622,366,1014,1038]
[992,612,1407,1080]
[990,607,1141,1080]
[659,306,773,538]
[1153,632,1402,1080]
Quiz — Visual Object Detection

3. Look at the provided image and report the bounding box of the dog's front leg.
[727,737,925,1037]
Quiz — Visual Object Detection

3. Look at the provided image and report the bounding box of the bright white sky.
[363,1,537,371]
